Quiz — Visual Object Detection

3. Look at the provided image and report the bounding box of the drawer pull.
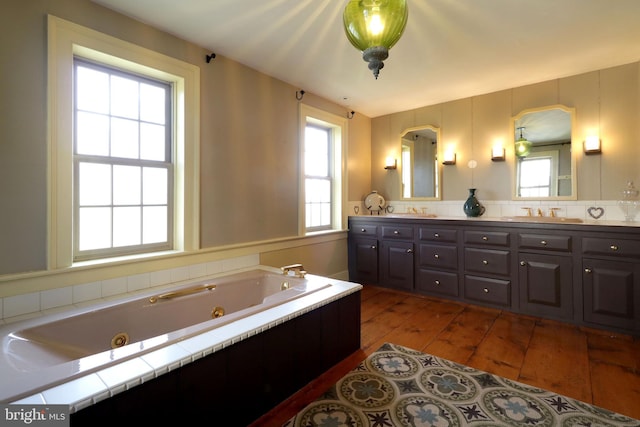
[540,240,547,246]
[610,245,619,251]
[483,288,489,293]
[394,230,400,234]
[434,254,440,259]
[406,249,413,254]
[482,260,489,265]
[482,236,488,241]
[520,261,526,266]
[434,233,440,238]
[584,268,592,274]
[434,280,440,286]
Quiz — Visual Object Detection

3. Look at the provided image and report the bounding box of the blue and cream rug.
[284,342,640,427]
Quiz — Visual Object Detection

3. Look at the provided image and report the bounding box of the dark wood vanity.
[348,215,640,336]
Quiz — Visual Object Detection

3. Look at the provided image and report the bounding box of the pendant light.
[343,0,408,79]
[515,127,532,158]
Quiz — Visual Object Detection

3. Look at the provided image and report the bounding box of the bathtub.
[0,266,362,409]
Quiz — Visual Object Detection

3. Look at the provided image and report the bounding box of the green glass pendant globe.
[343,0,408,79]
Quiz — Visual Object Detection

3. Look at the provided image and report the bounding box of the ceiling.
[93,0,640,118]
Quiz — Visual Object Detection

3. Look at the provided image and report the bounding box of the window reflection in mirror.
[512,106,576,200]
[400,126,441,200]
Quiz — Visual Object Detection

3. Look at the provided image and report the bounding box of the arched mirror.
[511,105,577,200]
[400,126,441,200]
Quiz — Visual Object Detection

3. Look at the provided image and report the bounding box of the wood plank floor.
[251,285,640,426]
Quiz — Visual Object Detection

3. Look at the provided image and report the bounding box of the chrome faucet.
[281,263,306,278]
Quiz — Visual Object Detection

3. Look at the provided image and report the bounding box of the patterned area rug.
[284,342,640,427]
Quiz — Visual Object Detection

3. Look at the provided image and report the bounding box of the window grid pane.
[74,58,173,260]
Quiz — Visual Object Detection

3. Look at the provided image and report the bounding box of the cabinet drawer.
[418,227,458,243]
[464,248,510,276]
[519,234,572,251]
[582,237,640,258]
[416,269,459,297]
[350,224,377,235]
[464,230,510,247]
[381,225,413,240]
[419,244,458,270]
[464,275,511,306]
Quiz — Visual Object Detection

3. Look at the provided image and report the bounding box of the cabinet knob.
[482,260,489,265]
[520,261,526,266]
[394,230,400,234]
[483,288,489,293]
[434,233,440,238]
[610,245,619,251]
[371,245,377,250]
[361,228,366,232]
[482,236,488,241]
[584,268,592,274]
[540,240,547,246]
[434,280,440,285]
[434,254,440,259]
[406,249,413,254]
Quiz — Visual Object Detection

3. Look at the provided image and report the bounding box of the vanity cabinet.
[347,223,378,284]
[582,236,640,331]
[463,230,512,308]
[416,227,459,297]
[348,216,640,336]
[379,224,414,290]
[517,233,574,320]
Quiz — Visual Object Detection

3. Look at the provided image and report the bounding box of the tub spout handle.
[281,263,306,278]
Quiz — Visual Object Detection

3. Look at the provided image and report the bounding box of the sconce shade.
[584,135,601,154]
[491,146,505,161]
[384,157,397,169]
[442,152,456,165]
[343,0,408,79]
[515,127,531,158]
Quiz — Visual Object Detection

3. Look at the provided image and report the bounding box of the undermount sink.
[501,216,583,224]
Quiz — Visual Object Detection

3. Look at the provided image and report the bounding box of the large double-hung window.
[73,60,173,260]
[48,15,200,269]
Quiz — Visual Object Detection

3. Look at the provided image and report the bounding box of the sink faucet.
[549,208,560,217]
[281,263,306,278]
[536,208,544,217]
[521,207,532,217]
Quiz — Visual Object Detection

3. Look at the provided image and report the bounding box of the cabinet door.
[583,258,640,331]
[349,237,378,284]
[519,253,572,319]
[380,241,414,291]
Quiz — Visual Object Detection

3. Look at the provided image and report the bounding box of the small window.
[517,150,559,197]
[73,59,173,260]
[299,104,346,234]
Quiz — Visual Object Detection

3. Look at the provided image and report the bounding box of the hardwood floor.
[251,285,640,426]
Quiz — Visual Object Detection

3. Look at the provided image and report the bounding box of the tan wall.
[0,0,370,282]
[372,63,640,202]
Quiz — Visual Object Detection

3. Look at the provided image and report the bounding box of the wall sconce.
[584,135,601,154]
[442,151,456,165]
[491,146,505,161]
[384,157,397,170]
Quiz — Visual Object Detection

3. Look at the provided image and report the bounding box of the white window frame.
[47,15,200,269]
[516,150,559,197]
[298,104,347,235]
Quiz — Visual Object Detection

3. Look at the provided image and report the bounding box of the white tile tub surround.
[5,270,362,414]
[349,200,639,224]
[0,254,259,323]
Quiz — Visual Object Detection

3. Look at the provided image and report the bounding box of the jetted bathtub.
[0,266,361,407]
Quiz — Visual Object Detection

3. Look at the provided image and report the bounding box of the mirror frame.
[400,125,442,201]
[511,104,577,201]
